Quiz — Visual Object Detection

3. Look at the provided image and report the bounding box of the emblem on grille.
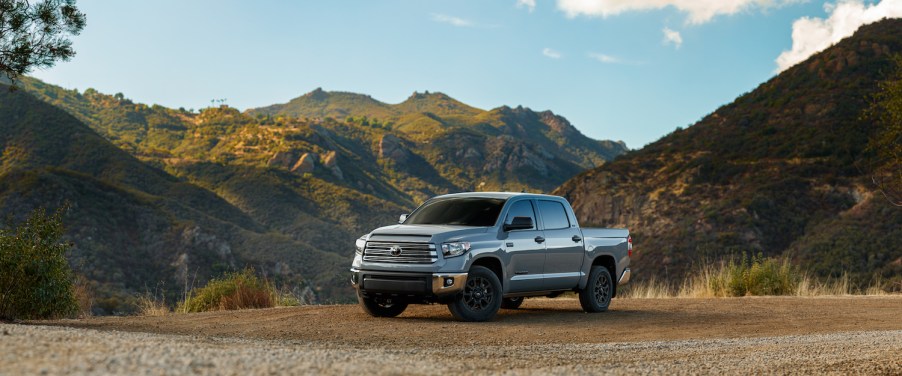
[389,245,403,256]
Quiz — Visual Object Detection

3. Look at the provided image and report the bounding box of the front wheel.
[447,266,502,322]
[358,292,408,317]
[579,266,613,313]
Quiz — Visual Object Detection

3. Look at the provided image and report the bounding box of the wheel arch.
[470,256,504,289]
[591,254,618,298]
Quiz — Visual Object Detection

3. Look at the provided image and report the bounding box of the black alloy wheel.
[448,265,502,322]
[579,266,613,313]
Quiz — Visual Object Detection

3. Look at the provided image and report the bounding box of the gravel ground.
[7,297,902,375]
[2,324,901,375]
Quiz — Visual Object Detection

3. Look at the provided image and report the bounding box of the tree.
[0,206,78,319]
[866,55,902,206]
[0,0,86,86]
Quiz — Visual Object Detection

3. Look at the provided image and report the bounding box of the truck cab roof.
[430,192,568,201]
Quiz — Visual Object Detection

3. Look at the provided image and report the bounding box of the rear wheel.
[448,266,502,322]
[501,297,524,309]
[358,292,408,317]
[579,266,613,313]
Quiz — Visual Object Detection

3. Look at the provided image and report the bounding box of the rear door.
[537,199,584,290]
[501,199,546,293]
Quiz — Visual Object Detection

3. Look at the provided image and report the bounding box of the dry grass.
[177,268,300,314]
[620,256,895,299]
[72,276,94,318]
[136,294,169,317]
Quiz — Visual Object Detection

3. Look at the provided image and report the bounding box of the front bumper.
[351,268,467,296]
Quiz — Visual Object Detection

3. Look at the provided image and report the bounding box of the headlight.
[355,237,367,255]
[441,241,471,258]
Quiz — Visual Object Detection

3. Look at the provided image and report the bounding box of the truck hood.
[367,224,489,244]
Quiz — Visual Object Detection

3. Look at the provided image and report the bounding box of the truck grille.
[363,242,437,264]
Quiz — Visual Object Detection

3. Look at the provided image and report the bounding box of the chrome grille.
[363,242,437,264]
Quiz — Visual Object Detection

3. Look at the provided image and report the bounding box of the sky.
[31,0,902,149]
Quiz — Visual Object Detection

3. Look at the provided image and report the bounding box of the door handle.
[572,235,582,242]
[534,236,545,244]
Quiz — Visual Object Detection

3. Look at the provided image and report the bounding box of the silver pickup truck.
[350,192,631,321]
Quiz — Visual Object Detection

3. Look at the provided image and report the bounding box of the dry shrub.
[178,268,277,313]
[72,275,94,317]
[136,288,169,317]
[621,255,894,298]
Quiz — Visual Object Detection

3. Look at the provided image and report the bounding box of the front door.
[501,199,546,293]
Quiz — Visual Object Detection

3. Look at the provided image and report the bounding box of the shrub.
[0,207,78,320]
[178,268,291,313]
[708,254,799,297]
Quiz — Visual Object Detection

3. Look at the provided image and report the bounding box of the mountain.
[23,82,627,198]
[248,89,628,182]
[12,78,628,311]
[0,87,350,313]
[553,19,902,286]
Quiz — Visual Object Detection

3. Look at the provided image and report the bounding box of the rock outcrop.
[321,150,343,179]
[291,153,317,174]
[379,134,410,164]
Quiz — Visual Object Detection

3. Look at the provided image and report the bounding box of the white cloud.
[517,0,537,12]
[776,0,902,72]
[431,13,473,27]
[556,0,800,25]
[543,48,563,59]
[663,27,683,48]
[589,52,622,63]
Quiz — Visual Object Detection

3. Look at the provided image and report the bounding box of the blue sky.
[32,0,896,148]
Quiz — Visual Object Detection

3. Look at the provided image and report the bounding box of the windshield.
[404,197,506,226]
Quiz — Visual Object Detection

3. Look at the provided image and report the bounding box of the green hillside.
[0,87,350,313]
[554,19,902,287]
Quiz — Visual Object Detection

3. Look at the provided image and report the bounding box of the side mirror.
[503,216,533,231]
[398,214,408,224]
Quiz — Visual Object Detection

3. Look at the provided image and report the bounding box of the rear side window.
[505,200,536,230]
[538,200,570,230]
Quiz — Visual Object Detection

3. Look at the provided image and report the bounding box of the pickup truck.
[350,192,632,322]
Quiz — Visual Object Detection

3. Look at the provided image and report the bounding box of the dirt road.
[7,296,902,374]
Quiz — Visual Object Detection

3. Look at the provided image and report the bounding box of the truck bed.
[581,228,629,239]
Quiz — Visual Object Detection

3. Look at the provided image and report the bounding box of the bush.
[709,254,799,297]
[0,207,78,320]
[178,268,291,313]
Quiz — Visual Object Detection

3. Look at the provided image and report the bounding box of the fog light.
[444,278,454,287]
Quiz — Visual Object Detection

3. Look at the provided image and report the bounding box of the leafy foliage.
[0,206,78,320]
[0,0,86,85]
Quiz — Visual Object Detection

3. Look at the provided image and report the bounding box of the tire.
[501,297,524,309]
[579,266,613,313]
[448,266,502,322]
[358,292,408,317]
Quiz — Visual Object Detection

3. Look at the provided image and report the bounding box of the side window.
[505,200,536,230]
[538,200,570,230]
